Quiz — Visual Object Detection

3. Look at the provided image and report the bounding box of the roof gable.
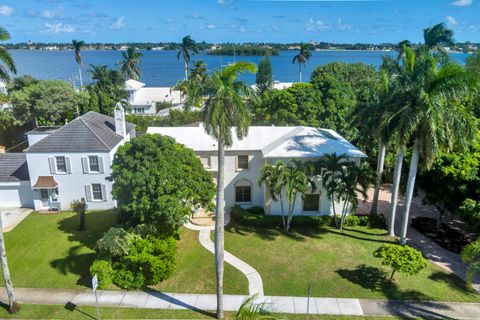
[0,154,30,182]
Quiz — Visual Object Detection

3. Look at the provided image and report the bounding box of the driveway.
[0,207,32,232]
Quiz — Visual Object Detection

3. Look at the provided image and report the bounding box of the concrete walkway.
[184,214,264,297]
[2,288,480,318]
[358,185,480,293]
[0,208,32,232]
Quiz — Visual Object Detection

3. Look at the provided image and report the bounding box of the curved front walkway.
[184,215,264,297]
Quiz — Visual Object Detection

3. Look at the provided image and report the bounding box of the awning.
[32,176,58,189]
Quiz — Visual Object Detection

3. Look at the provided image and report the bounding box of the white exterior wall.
[127,103,156,114]
[25,152,115,211]
[0,181,34,208]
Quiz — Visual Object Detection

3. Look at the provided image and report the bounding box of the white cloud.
[336,18,352,31]
[451,0,473,6]
[0,5,14,16]
[217,0,225,4]
[306,18,330,32]
[45,22,75,33]
[110,17,125,30]
[206,23,216,29]
[42,7,64,19]
[446,15,458,26]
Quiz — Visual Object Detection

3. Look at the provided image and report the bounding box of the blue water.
[9,50,470,87]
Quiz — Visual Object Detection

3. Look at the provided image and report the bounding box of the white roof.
[125,79,145,91]
[146,126,366,158]
[272,82,295,90]
[131,87,182,105]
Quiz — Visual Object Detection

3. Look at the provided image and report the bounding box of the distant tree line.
[207,45,279,56]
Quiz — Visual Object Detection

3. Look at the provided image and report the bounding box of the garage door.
[0,182,34,208]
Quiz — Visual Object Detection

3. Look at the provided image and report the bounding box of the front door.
[40,189,49,208]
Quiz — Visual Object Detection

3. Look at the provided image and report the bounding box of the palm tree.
[72,40,85,88]
[189,60,208,83]
[461,237,480,289]
[397,40,412,60]
[292,42,311,82]
[235,294,278,320]
[320,153,348,228]
[0,212,19,313]
[186,62,258,319]
[423,23,454,54]
[392,49,477,245]
[178,36,199,80]
[0,27,16,83]
[119,46,143,80]
[283,163,308,232]
[259,161,287,229]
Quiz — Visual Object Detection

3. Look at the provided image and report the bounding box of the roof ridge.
[79,116,110,149]
[260,126,304,156]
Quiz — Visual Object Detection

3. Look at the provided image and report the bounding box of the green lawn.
[0,304,398,319]
[3,211,248,294]
[223,223,480,302]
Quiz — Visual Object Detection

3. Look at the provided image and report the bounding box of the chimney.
[114,102,126,138]
[0,145,5,153]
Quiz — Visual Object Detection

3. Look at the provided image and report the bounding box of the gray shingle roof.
[24,111,135,153]
[0,153,30,182]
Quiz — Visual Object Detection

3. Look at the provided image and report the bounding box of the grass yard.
[0,304,398,319]
[223,223,480,302]
[2,211,248,294]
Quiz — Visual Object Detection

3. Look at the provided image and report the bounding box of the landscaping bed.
[411,217,471,254]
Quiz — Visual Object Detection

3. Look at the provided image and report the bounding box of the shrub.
[246,207,265,215]
[369,214,387,229]
[96,227,139,258]
[70,198,88,231]
[373,244,427,281]
[458,199,480,231]
[343,215,361,227]
[89,259,113,289]
[112,268,145,290]
[155,101,173,112]
[358,216,370,226]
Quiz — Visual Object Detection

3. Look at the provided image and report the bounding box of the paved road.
[2,288,480,318]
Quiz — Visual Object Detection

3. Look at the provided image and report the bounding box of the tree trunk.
[388,148,404,237]
[399,140,420,245]
[79,211,85,231]
[279,193,286,229]
[0,214,19,313]
[436,209,445,231]
[78,64,83,89]
[331,193,339,228]
[184,60,189,81]
[371,141,387,216]
[340,200,349,230]
[390,269,396,281]
[215,138,225,319]
[286,196,297,232]
[299,64,302,83]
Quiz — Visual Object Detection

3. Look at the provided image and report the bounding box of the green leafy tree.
[0,26,16,83]
[423,23,454,54]
[292,42,311,82]
[12,75,38,91]
[178,36,199,80]
[70,198,88,231]
[72,40,85,88]
[461,237,480,288]
[119,46,143,80]
[374,244,427,281]
[256,55,273,94]
[86,65,127,115]
[111,134,215,235]
[466,50,480,75]
[185,62,258,319]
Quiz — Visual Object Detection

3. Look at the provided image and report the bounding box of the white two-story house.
[147,125,366,216]
[20,104,135,211]
[125,79,183,115]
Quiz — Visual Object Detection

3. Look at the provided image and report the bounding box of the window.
[235,186,251,203]
[89,156,100,172]
[200,156,211,168]
[134,107,145,114]
[237,155,249,170]
[40,189,48,199]
[92,184,103,201]
[303,194,320,212]
[56,156,66,173]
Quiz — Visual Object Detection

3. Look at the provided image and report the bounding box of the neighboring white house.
[147,125,366,216]
[0,153,34,208]
[125,79,183,115]
[0,105,135,211]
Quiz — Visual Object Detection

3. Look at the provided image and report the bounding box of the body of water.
[9,50,470,87]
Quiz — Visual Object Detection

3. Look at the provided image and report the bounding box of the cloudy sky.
[0,0,479,43]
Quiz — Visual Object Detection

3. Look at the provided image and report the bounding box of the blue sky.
[1,0,479,43]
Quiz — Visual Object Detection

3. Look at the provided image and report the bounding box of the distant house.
[125,79,183,115]
[0,104,135,211]
[147,125,366,216]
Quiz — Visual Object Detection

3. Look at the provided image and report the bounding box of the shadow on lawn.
[50,245,96,287]
[429,271,478,296]
[226,222,326,242]
[336,264,456,319]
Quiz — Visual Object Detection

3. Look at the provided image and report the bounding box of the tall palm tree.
[392,49,477,245]
[189,60,208,83]
[186,62,258,319]
[72,40,85,88]
[118,46,143,80]
[0,27,16,83]
[423,23,454,54]
[320,153,348,228]
[259,161,287,229]
[292,42,311,82]
[283,163,308,232]
[178,36,199,81]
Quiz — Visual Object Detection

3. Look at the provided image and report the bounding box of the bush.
[343,215,361,227]
[96,227,139,258]
[373,244,427,281]
[458,199,480,231]
[112,268,145,290]
[246,207,265,215]
[369,214,387,229]
[89,259,113,289]
[155,101,172,113]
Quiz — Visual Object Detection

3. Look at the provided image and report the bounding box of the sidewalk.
[2,288,480,318]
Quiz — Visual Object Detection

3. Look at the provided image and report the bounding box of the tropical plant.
[70,198,88,231]
[461,237,480,288]
[283,162,308,232]
[118,46,143,80]
[256,55,273,94]
[86,65,127,115]
[292,42,311,82]
[374,244,427,281]
[189,60,208,83]
[423,23,454,54]
[235,294,278,320]
[178,35,199,80]
[0,210,19,313]
[258,161,287,228]
[72,40,85,88]
[320,153,348,228]
[185,62,258,319]
[0,27,16,83]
